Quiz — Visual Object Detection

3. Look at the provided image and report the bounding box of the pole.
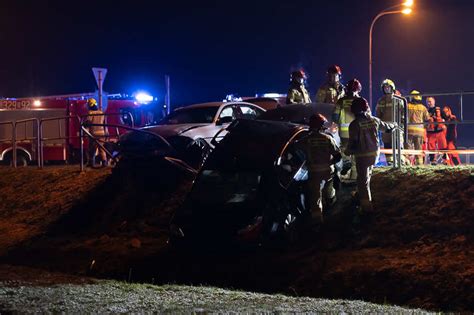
[165,75,171,116]
[369,10,404,110]
[98,70,103,111]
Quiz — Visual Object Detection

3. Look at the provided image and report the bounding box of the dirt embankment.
[0,165,472,312]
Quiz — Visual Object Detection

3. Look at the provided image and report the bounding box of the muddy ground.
[0,163,472,312]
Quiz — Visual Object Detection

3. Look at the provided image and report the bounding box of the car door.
[183,105,237,143]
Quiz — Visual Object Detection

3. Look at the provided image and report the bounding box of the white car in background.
[119,101,266,168]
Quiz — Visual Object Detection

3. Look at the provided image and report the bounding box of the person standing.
[286,70,311,105]
[442,105,461,166]
[407,90,430,165]
[316,65,345,104]
[426,97,447,165]
[85,98,108,167]
[333,78,362,180]
[345,97,397,214]
[303,114,341,222]
[375,79,406,165]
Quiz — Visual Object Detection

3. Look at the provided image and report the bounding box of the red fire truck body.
[0,94,158,165]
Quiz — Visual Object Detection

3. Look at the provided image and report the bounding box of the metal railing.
[0,121,14,164]
[38,115,81,168]
[0,112,134,168]
[402,90,474,122]
[13,118,40,168]
[79,122,173,172]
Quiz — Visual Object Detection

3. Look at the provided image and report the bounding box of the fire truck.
[0,92,161,166]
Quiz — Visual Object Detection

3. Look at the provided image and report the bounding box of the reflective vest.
[407,102,429,136]
[286,85,311,104]
[346,114,395,158]
[87,110,106,136]
[334,96,356,139]
[304,131,340,172]
[376,95,405,124]
[316,82,345,104]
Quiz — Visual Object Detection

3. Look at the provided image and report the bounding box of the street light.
[369,1,413,108]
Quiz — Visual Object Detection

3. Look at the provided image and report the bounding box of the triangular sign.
[92,67,108,87]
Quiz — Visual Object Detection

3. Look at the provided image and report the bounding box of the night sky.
[1,0,473,144]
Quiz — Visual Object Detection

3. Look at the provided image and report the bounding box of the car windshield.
[159,107,219,125]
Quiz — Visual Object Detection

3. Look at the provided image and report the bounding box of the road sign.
[92,67,107,87]
[92,67,107,111]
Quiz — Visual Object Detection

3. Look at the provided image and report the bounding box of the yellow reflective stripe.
[408,126,425,132]
[340,123,350,127]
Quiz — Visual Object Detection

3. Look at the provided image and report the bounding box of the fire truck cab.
[0,93,161,166]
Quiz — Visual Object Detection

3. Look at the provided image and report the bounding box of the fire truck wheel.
[4,152,29,167]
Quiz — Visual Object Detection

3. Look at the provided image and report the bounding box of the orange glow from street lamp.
[403,0,414,7]
[402,8,412,15]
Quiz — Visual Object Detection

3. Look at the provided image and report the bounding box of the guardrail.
[13,118,40,168]
[79,122,174,172]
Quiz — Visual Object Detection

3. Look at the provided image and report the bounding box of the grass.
[0,281,431,314]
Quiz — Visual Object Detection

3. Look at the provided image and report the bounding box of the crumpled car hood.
[143,124,208,138]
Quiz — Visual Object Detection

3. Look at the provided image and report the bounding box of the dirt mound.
[0,165,472,311]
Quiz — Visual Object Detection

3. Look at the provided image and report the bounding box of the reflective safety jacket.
[316,82,345,104]
[345,113,395,158]
[333,95,356,139]
[302,130,341,172]
[407,101,430,137]
[376,94,405,124]
[86,110,106,136]
[286,84,311,104]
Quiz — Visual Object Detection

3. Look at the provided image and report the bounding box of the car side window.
[237,105,263,120]
[219,106,234,119]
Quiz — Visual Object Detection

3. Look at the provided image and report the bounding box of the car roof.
[176,102,224,110]
[203,119,308,170]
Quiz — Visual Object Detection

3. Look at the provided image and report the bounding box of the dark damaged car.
[169,118,313,246]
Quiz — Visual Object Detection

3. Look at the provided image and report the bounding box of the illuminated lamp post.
[369,0,413,108]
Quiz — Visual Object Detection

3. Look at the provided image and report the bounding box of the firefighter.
[85,98,108,167]
[442,105,461,166]
[345,97,397,214]
[375,79,406,165]
[407,90,430,165]
[333,78,362,180]
[316,65,345,104]
[286,70,311,104]
[426,97,447,165]
[303,114,341,222]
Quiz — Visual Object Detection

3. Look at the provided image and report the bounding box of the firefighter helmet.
[346,78,362,93]
[87,98,98,109]
[409,90,422,102]
[351,97,370,114]
[327,65,342,75]
[291,69,306,80]
[309,113,328,130]
[381,79,396,93]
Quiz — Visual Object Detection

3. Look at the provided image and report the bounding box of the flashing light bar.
[135,92,154,104]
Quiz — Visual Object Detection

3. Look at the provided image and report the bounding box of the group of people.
[289,65,462,221]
